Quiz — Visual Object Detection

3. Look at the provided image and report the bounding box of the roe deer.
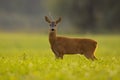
[45,16,97,60]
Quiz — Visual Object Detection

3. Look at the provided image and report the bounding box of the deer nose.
[51,29,54,31]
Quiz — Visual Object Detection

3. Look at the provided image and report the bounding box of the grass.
[0,33,120,80]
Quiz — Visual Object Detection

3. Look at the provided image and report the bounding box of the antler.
[45,16,51,23]
[56,17,61,24]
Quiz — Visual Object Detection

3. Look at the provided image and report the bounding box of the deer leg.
[54,51,60,59]
[84,54,91,60]
[93,56,97,60]
[84,52,95,61]
[84,54,97,61]
[84,47,97,61]
[91,55,97,61]
[51,48,60,59]
[92,47,97,60]
[59,53,64,59]
[55,54,59,59]
[91,49,97,60]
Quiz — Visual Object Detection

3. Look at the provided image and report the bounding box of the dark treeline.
[0,0,45,32]
[0,0,43,15]
[54,0,120,33]
[0,0,120,33]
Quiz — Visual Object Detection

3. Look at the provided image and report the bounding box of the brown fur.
[45,16,97,60]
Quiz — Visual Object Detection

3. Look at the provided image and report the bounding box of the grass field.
[0,33,120,80]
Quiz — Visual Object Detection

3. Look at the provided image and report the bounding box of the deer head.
[45,16,61,31]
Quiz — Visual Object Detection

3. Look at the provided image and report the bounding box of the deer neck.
[49,30,57,45]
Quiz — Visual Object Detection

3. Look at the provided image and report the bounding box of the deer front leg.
[51,47,60,59]
[59,53,64,59]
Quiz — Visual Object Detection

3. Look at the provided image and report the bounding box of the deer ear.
[56,17,61,24]
[45,16,51,23]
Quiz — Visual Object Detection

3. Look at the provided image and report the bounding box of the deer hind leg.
[93,56,97,60]
[84,51,97,61]
[91,47,97,60]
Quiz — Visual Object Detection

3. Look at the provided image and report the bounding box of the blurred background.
[0,0,120,34]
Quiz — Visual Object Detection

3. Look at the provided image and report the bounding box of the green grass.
[0,33,120,80]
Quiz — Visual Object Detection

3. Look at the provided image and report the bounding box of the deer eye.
[55,25,56,26]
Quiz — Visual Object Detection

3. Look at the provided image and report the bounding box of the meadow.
[0,33,120,80]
